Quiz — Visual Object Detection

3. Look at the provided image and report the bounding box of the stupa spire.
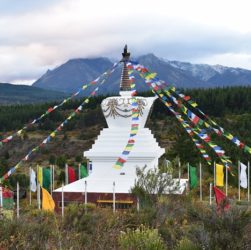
[120,45,131,91]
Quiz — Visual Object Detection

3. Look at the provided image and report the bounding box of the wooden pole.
[29,167,32,206]
[238,161,241,201]
[50,165,53,194]
[78,163,81,180]
[187,162,190,180]
[65,164,68,185]
[84,180,87,214]
[248,161,250,203]
[178,160,181,183]
[52,165,55,191]
[38,183,41,210]
[0,186,3,208]
[226,166,228,196]
[17,182,20,219]
[214,161,216,187]
[200,162,202,201]
[113,181,116,213]
[61,183,64,217]
[209,183,212,205]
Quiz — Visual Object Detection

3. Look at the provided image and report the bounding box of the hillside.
[32,54,251,94]
[0,83,67,104]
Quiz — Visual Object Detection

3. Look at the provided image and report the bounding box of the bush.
[119,225,166,250]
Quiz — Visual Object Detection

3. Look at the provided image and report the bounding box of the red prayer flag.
[213,186,230,210]
[68,166,76,183]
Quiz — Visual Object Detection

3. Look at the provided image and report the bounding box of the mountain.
[32,54,251,94]
[0,83,67,105]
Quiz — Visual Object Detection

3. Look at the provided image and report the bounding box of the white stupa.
[53,47,186,208]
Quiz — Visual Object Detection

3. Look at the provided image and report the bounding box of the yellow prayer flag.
[38,166,43,186]
[216,164,224,187]
[41,187,55,211]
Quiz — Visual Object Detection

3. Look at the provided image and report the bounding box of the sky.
[1,0,251,84]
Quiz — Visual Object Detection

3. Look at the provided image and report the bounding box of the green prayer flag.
[189,165,198,189]
[43,168,51,191]
[80,164,88,178]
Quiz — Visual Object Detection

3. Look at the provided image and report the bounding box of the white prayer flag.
[240,162,248,189]
[30,168,37,192]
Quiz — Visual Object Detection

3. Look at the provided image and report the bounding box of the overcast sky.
[1,0,251,84]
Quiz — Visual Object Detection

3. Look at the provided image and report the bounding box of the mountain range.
[33,54,251,94]
[0,83,67,104]
[2,53,251,105]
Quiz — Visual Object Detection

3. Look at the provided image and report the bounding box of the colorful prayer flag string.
[127,61,234,168]
[0,63,119,149]
[0,62,119,183]
[113,68,140,169]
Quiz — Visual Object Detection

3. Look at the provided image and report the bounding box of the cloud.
[1,0,251,84]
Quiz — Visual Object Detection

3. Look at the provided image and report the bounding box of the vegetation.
[0,167,250,249]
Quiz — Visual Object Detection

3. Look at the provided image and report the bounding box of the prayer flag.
[43,168,51,191]
[30,168,37,192]
[213,186,230,210]
[42,187,55,211]
[80,164,88,178]
[216,164,224,187]
[68,166,76,183]
[189,165,198,189]
[240,162,248,188]
[38,166,43,186]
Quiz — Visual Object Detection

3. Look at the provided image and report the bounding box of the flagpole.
[200,162,202,201]
[38,183,41,209]
[209,182,212,205]
[187,162,190,181]
[52,165,55,191]
[226,166,228,197]
[85,180,87,214]
[17,182,20,219]
[113,181,116,213]
[238,161,241,201]
[248,161,250,203]
[214,161,216,187]
[178,160,181,183]
[65,164,68,185]
[50,165,53,195]
[37,165,41,209]
[29,166,32,206]
[61,183,64,217]
[0,186,3,210]
[78,163,81,180]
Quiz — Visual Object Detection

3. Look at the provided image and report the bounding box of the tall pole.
[84,180,87,214]
[65,164,68,185]
[238,161,241,201]
[61,183,64,217]
[0,186,3,209]
[113,181,116,213]
[17,182,20,219]
[226,166,228,196]
[78,163,81,180]
[248,161,250,203]
[50,165,53,194]
[214,161,216,187]
[178,160,181,183]
[200,162,202,201]
[187,162,190,180]
[29,167,32,206]
[52,165,55,191]
[209,183,212,205]
[38,183,41,209]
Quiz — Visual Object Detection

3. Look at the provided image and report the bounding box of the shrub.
[119,225,166,250]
